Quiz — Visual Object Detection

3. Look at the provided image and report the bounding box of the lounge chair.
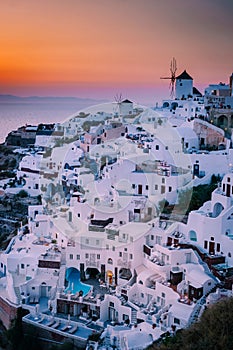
[51,320,60,329]
[47,318,55,327]
[61,324,71,332]
[37,315,45,323]
[68,324,78,334]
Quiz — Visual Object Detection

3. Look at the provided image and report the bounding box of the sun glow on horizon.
[1,0,233,101]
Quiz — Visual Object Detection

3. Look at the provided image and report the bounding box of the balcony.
[117,259,131,269]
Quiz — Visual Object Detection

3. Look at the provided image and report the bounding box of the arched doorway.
[40,282,47,297]
[212,202,224,218]
[217,115,228,129]
[106,270,113,285]
[163,102,170,108]
[171,102,178,110]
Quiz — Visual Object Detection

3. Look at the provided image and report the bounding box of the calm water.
[0,98,103,144]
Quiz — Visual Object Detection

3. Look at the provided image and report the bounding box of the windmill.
[160,57,177,98]
[114,93,123,115]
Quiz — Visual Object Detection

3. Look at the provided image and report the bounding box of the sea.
[0,96,107,144]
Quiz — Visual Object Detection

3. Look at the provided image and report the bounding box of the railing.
[117,259,131,268]
[85,260,100,268]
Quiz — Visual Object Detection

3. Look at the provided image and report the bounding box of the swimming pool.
[65,268,91,296]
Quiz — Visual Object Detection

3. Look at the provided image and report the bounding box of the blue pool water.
[65,268,91,296]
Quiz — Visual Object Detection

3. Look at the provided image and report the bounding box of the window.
[141,293,144,298]
[112,246,115,251]
[228,252,231,258]
[155,184,158,190]
[76,255,80,260]
[132,184,136,189]
[85,253,89,259]
[124,248,127,252]
[216,243,220,252]
[70,254,73,260]
[77,213,80,218]
[146,185,149,190]
[96,239,99,245]
[97,254,100,260]
[86,238,89,244]
[165,146,168,150]
[130,254,133,260]
[119,252,122,257]
[106,244,109,250]
[210,237,214,241]
[36,222,39,227]
[32,287,35,290]
[174,318,180,325]
[109,302,114,307]
[21,264,25,269]
[151,235,154,240]
[169,186,172,192]
[156,145,159,150]
[204,241,208,249]
[162,292,165,298]
[162,178,165,184]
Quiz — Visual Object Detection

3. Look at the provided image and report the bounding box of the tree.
[147,297,233,350]
[17,190,28,198]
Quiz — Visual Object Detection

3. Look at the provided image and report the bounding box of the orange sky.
[1,0,233,103]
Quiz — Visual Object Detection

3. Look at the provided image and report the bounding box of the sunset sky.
[1,0,233,104]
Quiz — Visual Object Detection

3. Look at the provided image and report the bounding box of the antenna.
[160,57,177,98]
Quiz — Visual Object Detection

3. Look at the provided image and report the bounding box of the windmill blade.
[114,93,123,104]
[170,57,177,76]
[161,57,177,97]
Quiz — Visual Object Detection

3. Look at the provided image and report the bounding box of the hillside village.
[1,71,233,349]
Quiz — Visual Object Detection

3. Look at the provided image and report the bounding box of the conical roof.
[176,70,193,80]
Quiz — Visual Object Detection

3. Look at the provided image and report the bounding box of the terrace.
[23,312,100,341]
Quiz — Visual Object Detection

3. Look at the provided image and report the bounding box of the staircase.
[14,286,22,304]
[131,309,137,324]
[117,295,127,305]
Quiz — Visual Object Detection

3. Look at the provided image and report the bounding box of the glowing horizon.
[1,0,233,103]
